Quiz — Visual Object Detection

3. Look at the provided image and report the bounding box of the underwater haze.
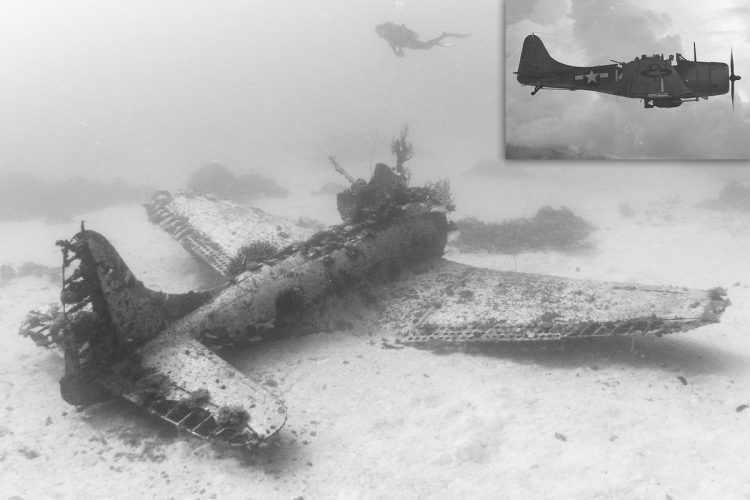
[0,0,498,191]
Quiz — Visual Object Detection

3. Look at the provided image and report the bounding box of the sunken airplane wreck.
[517,34,742,108]
[20,135,729,449]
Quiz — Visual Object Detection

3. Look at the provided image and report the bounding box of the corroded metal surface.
[21,229,286,446]
[80,231,215,345]
[76,229,287,444]
[372,259,729,343]
[115,337,286,444]
[143,185,729,347]
[20,177,450,447]
[144,191,315,276]
[156,210,449,345]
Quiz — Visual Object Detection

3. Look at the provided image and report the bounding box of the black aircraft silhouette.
[516,34,741,109]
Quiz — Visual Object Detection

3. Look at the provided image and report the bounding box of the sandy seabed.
[1,167,749,500]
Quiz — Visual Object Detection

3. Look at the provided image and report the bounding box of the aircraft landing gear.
[643,97,682,108]
[531,85,543,96]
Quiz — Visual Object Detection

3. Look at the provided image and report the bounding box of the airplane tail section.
[20,229,285,445]
[517,34,572,83]
[60,229,214,347]
[20,228,214,363]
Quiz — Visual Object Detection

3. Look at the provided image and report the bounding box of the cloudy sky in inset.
[505,0,750,159]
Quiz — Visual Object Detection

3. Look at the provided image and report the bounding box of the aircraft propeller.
[730,50,741,109]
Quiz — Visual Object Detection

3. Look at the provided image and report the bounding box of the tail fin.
[20,228,215,406]
[59,229,214,347]
[517,34,571,83]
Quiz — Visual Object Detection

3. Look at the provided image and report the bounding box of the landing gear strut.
[531,85,543,96]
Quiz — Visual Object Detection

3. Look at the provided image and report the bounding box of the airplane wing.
[144,191,316,276]
[96,333,286,446]
[374,259,728,343]
[143,193,728,343]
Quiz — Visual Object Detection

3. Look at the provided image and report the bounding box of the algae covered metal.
[19,157,729,449]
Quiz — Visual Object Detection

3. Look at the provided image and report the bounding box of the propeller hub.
[730,50,739,110]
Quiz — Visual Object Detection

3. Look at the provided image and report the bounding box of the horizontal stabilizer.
[99,335,286,446]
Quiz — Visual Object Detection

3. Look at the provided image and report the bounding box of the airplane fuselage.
[516,35,735,108]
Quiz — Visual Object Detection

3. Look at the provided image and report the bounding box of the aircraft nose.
[717,63,730,93]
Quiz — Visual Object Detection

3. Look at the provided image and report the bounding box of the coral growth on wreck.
[227,241,280,277]
[216,405,250,429]
[332,126,453,224]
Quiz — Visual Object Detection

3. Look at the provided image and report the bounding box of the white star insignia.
[585,70,598,84]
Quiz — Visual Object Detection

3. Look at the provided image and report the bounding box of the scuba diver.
[375,22,470,57]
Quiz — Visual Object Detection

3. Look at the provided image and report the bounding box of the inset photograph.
[505,0,749,159]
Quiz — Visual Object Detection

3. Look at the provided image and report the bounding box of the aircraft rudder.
[517,34,560,81]
[66,229,213,344]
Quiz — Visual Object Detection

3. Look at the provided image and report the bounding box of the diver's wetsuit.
[375,22,470,57]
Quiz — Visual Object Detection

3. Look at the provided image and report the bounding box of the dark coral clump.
[454,207,594,254]
[391,125,414,181]
[0,264,16,283]
[131,372,172,402]
[19,305,67,348]
[187,163,288,201]
[227,241,279,276]
[700,181,750,212]
[216,405,250,429]
[336,163,453,224]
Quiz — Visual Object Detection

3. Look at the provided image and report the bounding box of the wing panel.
[375,260,728,343]
[145,191,316,276]
[99,335,286,445]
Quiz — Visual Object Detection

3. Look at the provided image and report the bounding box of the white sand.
[1,167,749,499]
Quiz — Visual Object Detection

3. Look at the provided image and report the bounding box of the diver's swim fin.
[437,32,471,47]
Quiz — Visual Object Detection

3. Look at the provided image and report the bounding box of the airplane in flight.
[516,34,741,109]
